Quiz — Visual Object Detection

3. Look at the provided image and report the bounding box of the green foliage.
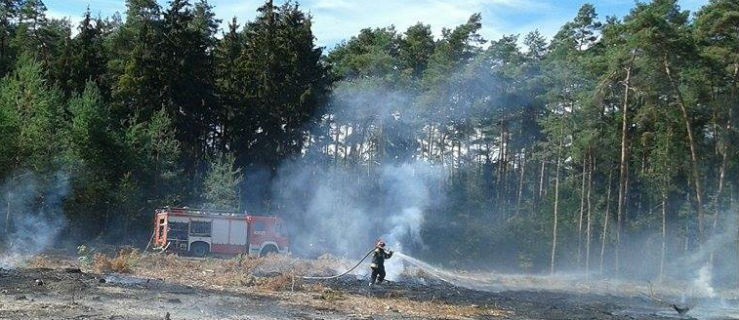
[399,23,435,81]
[0,0,736,280]
[327,26,401,81]
[62,82,132,236]
[229,0,331,177]
[203,152,243,210]
[66,9,109,96]
[123,108,183,204]
[422,13,485,90]
[0,54,64,173]
[0,78,21,176]
[77,244,95,267]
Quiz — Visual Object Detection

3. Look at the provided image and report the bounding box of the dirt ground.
[0,251,724,320]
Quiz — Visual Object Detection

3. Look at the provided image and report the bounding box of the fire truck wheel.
[260,245,278,257]
[190,242,210,257]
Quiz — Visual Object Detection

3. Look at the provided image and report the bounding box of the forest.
[0,0,738,285]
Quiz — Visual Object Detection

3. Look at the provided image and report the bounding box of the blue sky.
[44,0,707,49]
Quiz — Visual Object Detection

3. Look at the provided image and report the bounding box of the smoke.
[663,212,739,298]
[693,264,715,298]
[378,163,440,248]
[0,171,70,269]
[274,160,444,256]
[385,207,424,251]
[273,81,446,276]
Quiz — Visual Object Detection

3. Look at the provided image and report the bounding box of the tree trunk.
[711,62,737,264]
[516,150,526,217]
[503,123,510,203]
[550,131,564,275]
[439,130,446,169]
[585,151,594,278]
[616,53,636,274]
[600,168,613,274]
[709,148,727,262]
[659,191,667,282]
[427,124,435,162]
[663,54,704,244]
[734,191,739,291]
[334,123,341,166]
[497,122,508,201]
[577,155,587,267]
[454,140,461,182]
[538,157,546,201]
[4,192,9,235]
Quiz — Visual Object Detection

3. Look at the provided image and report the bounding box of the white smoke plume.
[274,160,443,258]
[693,263,715,298]
[273,82,446,276]
[0,171,70,269]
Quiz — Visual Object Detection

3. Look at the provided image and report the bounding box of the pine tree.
[63,82,121,235]
[0,0,21,76]
[214,17,244,153]
[203,152,243,210]
[233,0,330,179]
[68,9,107,95]
[0,54,64,172]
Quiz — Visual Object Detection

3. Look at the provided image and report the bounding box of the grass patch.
[27,255,55,268]
[11,250,510,320]
[92,247,141,273]
[312,286,346,302]
[261,272,301,291]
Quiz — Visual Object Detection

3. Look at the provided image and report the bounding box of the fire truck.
[153,207,289,257]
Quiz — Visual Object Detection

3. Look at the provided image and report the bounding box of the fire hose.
[301,248,376,280]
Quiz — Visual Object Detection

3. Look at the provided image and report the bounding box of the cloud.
[46,0,124,18]
[209,0,262,22]
[305,0,545,48]
[44,0,708,49]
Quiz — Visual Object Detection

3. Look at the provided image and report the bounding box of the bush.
[93,247,141,273]
[28,255,54,268]
[77,244,95,267]
[261,272,301,291]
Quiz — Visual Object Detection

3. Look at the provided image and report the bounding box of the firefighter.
[369,240,393,286]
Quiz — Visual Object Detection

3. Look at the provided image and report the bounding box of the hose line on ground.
[301,248,375,280]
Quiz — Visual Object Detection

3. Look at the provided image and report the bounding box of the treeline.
[1,0,738,281]
[0,0,329,240]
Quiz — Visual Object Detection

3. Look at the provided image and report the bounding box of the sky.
[44,0,708,50]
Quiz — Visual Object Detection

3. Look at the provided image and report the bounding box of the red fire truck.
[153,207,289,257]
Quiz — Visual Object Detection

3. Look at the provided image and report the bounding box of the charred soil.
[0,252,699,320]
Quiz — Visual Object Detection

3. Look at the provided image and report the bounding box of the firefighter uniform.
[369,241,393,286]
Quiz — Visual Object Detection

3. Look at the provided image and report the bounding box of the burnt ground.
[0,260,704,320]
[312,275,696,320]
[0,266,346,320]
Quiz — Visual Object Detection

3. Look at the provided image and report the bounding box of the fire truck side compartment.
[153,207,288,256]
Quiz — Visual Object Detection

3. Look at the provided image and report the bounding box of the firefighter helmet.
[376,241,386,248]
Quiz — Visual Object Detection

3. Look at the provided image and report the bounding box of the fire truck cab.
[153,207,289,257]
